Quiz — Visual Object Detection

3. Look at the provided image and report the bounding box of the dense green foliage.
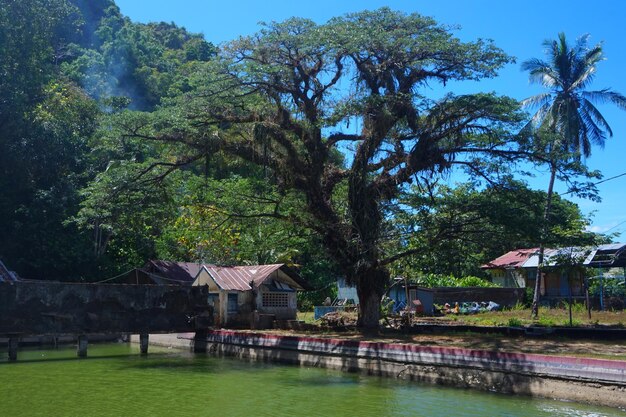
[390,180,601,279]
[0,0,217,279]
[0,1,615,316]
[408,274,498,288]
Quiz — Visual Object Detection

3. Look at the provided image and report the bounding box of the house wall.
[220,291,253,327]
[256,286,297,320]
[523,268,584,298]
[337,277,359,304]
[489,269,507,287]
[486,269,525,288]
[544,270,583,297]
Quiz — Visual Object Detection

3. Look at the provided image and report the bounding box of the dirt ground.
[291,308,626,360]
[286,330,625,359]
[262,326,626,360]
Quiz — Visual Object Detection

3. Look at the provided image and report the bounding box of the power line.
[561,171,626,196]
[93,268,136,283]
[603,220,626,234]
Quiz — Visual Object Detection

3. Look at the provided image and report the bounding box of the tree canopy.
[110,8,536,326]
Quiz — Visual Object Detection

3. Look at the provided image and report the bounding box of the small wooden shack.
[192,264,311,328]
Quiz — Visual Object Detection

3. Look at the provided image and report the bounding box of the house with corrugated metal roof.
[192,264,311,327]
[480,248,537,288]
[482,244,626,300]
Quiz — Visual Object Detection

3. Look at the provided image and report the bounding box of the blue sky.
[115,0,626,236]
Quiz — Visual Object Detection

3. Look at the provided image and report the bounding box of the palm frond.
[520,57,550,72]
[522,58,559,87]
[518,101,554,151]
[578,106,606,151]
[520,92,552,109]
[580,98,612,139]
[571,42,603,90]
[570,65,596,91]
[572,33,591,58]
[583,89,626,110]
[584,44,604,65]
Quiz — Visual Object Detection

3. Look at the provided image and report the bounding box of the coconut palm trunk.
[531,160,556,318]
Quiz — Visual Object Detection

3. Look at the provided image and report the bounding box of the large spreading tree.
[114,8,528,328]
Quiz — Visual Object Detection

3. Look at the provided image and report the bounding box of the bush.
[510,301,526,311]
[507,317,523,327]
[560,301,587,313]
[589,277,625,299]
[523,286,535,307]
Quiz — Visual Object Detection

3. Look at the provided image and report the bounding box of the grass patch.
[414,306,625,328]
[507,317,522,327]
[297,311,318,325]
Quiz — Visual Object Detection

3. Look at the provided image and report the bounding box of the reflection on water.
[0,344,623,417]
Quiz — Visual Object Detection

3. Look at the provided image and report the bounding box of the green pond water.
[1,343,624,417]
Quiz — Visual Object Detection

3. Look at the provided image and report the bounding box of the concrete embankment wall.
[138,330,626,409]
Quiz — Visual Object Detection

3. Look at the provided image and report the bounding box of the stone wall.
[194,330,626,409]
[0,281,211,335]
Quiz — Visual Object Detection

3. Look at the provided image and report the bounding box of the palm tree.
[521,33,626,318]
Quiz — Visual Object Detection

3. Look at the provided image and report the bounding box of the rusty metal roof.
[200,264,311,291]
[201,264,283,291]
[144,260,311,290]
[484,244,626,270]
[481,248,538,269]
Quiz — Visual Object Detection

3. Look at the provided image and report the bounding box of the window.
[227,293,238,313]
[262,292,289,308]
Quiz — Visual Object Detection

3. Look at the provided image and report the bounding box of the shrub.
[589,277,625,298]
[537,317,555,327]
[507,317,523,327]
[412,274,498,288]
[523,286,534,307]
[562,301,586,313]
[510,301,526,311]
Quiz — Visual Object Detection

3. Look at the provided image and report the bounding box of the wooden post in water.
[139,333,149,355]
[193,330,207,353]
[77,334,88,358]
[8,337,18,361]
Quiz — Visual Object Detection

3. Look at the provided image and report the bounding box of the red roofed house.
[481,248,538,289]
[482,244,626,300]
[192,264,311,327]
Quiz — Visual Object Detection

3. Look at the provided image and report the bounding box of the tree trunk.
[355,267,388,330]
[357,290,381,329]
[531,163,557,319]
